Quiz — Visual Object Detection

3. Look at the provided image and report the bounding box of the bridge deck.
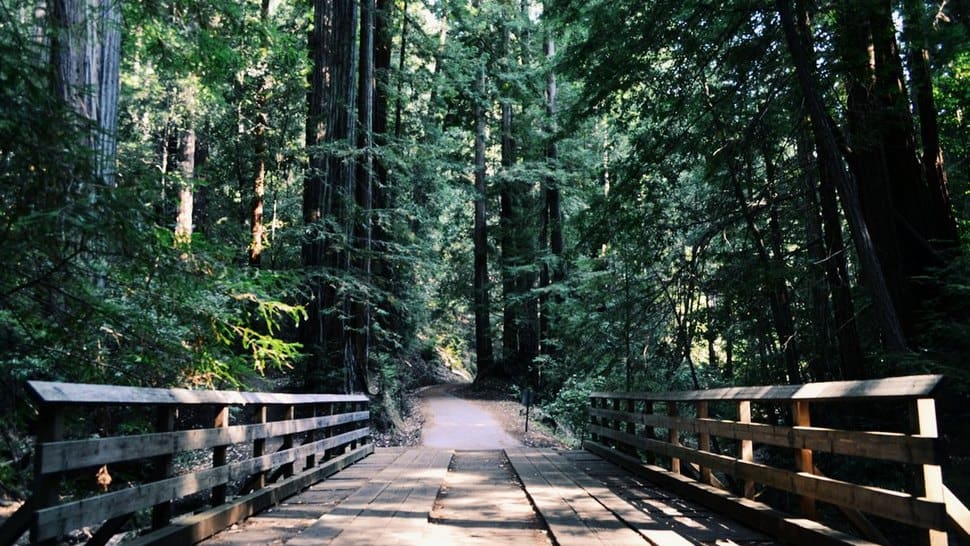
[200,447,774,546]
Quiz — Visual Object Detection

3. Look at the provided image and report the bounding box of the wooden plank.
[585,442,879,546]
[738,401,754,499]
[151,406,176,529]
[30,406,63,545]
[507,448,645,546]
[667,402,680,474]
[914,398,947,546]
[518,449,694,546]
[27,380,369,406]
[212,406,230,506]
[944,484,970,542]
[591,374,943,403]
[328,448,452,545]
[39,411,369,474]
[588,407,938,465]
[793,401,815,518]
[696,401,711,485]
[588,426,947,531]
[287,448,447,545]
[32,428,371,541]
[124,444,373,546]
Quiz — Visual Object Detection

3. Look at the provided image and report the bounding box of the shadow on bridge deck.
[199,447,776,546]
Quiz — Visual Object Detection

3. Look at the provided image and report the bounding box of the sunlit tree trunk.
[49,0,121,187]
[174,126,195,244]
[249,0,273,266]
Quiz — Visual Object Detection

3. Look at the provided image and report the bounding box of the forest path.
[418,384,523,449]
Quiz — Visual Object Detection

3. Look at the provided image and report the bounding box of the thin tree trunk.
[351,0,375,392]
[174,127,196,244]
[249,0,272,266]
[473,60,496,381]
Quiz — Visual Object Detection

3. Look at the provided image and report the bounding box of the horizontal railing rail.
[586,374,966,546]
[0,380,373,546]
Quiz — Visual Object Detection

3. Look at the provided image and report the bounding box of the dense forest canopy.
[1,0,969,479]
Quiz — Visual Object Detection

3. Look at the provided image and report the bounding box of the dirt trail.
[419,384,523,449]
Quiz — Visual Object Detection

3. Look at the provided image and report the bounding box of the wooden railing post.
[696,401,711,485]
[305,404,317,470]
[152,406,177,529]
[253,404,267,490]
[792,400,815,518]
[738,400,754,498]
[667,401,680,474]
[281,404,295,478]
[588,396,600,445]
[622,398,637,456]
[644,400,656,465]
[913,398,947,546]
[212,405,229,506]
[30,405,63,545]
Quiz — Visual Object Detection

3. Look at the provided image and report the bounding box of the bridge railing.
[586,374,969,546]
[0,380,372,546]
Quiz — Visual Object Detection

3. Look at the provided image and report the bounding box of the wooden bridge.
[1,375,969,545]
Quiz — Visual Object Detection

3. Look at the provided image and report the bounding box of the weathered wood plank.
[507,448,646,546]
[516,449,694,546]
[588,425,948,531]
[591,374,943,403]
[287,448,450,545]
[588,407,938,465]
[945,484,970,541]
[124,443,373,546]
[32,428,370,541]
[585,442,879,546]
[27,380,369,406]
[39,411,369,474]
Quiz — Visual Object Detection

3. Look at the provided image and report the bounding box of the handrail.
[0,381,373,546]
[586,374,953,546]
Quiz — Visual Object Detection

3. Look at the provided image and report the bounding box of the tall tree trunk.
[302,0,330,390]
[499,17,518,375]
[50,0,121,187]
[472,60,496,382]
[249,0,272,266]
[303,0,360,392]
[174,126,195,245]
[794,3,865,379]
[351,0,375,392]
[835,0,954,338]
[777,0,907,352]
[901,0,960,247]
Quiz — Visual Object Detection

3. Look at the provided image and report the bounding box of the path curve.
[419,384,522,449]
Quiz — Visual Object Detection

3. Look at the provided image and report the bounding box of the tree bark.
[50,0,121,187]
[174,126,196,245]
[777,0,907,352]
[351,0,375,392]
[303,0,360,392]
[901,0,960,247]
[249,0,273,266]
[472,59,496,381]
